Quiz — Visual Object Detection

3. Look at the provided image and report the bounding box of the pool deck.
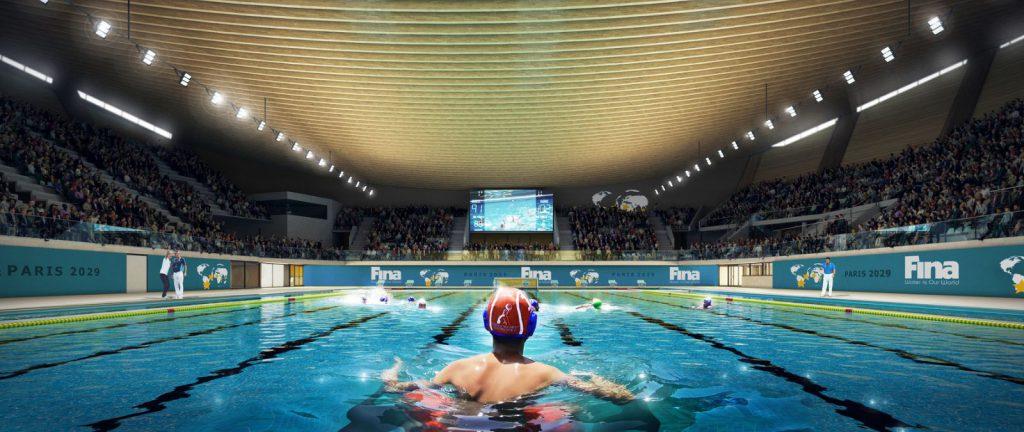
[678,286,1024,312]
[0,286,341,312]
[2,286,1022,314]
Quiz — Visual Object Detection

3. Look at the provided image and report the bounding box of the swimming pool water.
[0,290,1021,431]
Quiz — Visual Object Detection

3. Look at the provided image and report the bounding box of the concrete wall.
[975,42,1024,117]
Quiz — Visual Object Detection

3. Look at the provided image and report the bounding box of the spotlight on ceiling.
[654,189,659,195]
[235,107,248,119]
[705,157,712,166]
[94,20,111,38]
[676,175,682,182]
[142,49,156,65]
[276,132,285,142]
[668,180,674,187]
[179,72,191,87]
[764,120,774,130]
[843,70,856,84]
[369,189,374,197]
[881,46,895,62]
[694,164,701,172]
[347,176,353,184]
[338,171,345,178]
[685,170,691,177]
[318,158,327,167]
[329,165,335,173]
[356,181,361,188]
[291,142,301,152]
[362,185,368,192]
[813,89,823,102]
[731,141,739,150]
[210,91,224,105]
[257,120,266,131]
[785,106,797,117]
[718,149,725,158]
[928,16,944,34]
[305,150,314,159]
[745,131,755,141]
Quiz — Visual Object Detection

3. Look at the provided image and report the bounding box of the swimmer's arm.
[380,357,448,393]
[555,371,634,403]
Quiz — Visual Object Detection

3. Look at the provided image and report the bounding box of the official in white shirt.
[159,251,172,299]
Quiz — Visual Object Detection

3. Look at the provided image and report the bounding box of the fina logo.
[669,267,701,282]
[520,267,552,281]
[371,266,402,281]
[904,256,959,283]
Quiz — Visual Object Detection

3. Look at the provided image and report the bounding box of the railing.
[678,210,1024,260]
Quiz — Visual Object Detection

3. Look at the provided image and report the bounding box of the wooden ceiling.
[0,0,1013,190]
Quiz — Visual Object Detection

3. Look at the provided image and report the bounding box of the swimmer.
[574,298,602,310]
[381,287,633,404]
[417,298,427,309]
[692,296,713,310]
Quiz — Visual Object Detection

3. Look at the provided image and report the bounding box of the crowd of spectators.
[334,207,365,230]
[566,206,658,259]
[464,241,558,261]
[153,146,268,219]
[362,207,455,260]
[685,99,1024,259]
[655,207,696,230]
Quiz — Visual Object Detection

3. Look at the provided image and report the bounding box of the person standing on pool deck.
[159,250,172,299]
[820,257,836,297]
[381,287,633,403]
[170,250,187,300]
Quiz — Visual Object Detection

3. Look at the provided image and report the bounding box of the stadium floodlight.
[661,185,666,191]
[857,59,966,112]
[291,142,301,151]
[654,189,659,196]
[764,119,774,130]
[812,89,823,102]
[355,181,361,188]
[362,185,368,192]
[668,180,674,187]
[0,54,54,84]
[745,131,755,141]
[347,176,353,184]
[142,49,156,65]
[235,107,248,119]
[693,164,701,172]
[676,175,682,182]
[843,70,855,84]
[771,118,838,148]
[369,189,374,197]
[179,72,191,87]
[1000,33,1024,49]
[705,157,712,166]
[881,46,895,62]
[276,132,285,141]
[305,150,314,159]
[928,17,944,34]
[329,165,335,173]
[785,106,797,117]
[77,90,172,139]
[210,91,224,105]
[257,120,266,131]
[318,158,327,167]
[338,171,345,178]
[95,20,111,38]
[731,141,739,150]
[717,149,725,158]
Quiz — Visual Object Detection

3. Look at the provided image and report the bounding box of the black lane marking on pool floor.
[426,291,457,302]
[738,300,1024,348]
[551,319,582,346]
[0,304,344,381]
[626,311,917,432]
[0,306,253,347]
[616,293,1024,387]
[432,301,481,345]
[85,312,388,432]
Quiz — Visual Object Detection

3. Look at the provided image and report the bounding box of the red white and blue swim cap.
[483,287,537,338]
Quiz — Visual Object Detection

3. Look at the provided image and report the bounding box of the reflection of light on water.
[638,373,646,379]
[360,372,368,382]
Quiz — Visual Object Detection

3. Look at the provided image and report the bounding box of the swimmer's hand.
[381,357,439,393]
[561,373,634,404]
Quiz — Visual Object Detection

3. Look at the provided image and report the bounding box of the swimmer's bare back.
[383,355,634,404]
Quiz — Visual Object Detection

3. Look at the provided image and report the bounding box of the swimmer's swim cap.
[592,298,602,309]
[483,287,537,338]
[407,297,416,302]
[530,299,540,312]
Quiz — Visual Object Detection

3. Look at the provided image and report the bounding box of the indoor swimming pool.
[0,289,1021,431]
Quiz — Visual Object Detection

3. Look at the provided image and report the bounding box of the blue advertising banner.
[772,245,1024,297]
[304,264,718,288]
[0,245,125,297]
[146,255,231,292]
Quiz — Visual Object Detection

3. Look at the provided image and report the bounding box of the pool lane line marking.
[0,306,256,347]
[648,290,1024,330]
[721,296,1024,348]
[0,303,346,381]
[432,297,487,345]
[551,318,583,347]
[625,310,919,432]
[0,290,358,330]
[616,293,1024,387]
[84,312,388,432]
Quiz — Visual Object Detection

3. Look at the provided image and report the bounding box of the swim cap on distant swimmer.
[483,287,537,338]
